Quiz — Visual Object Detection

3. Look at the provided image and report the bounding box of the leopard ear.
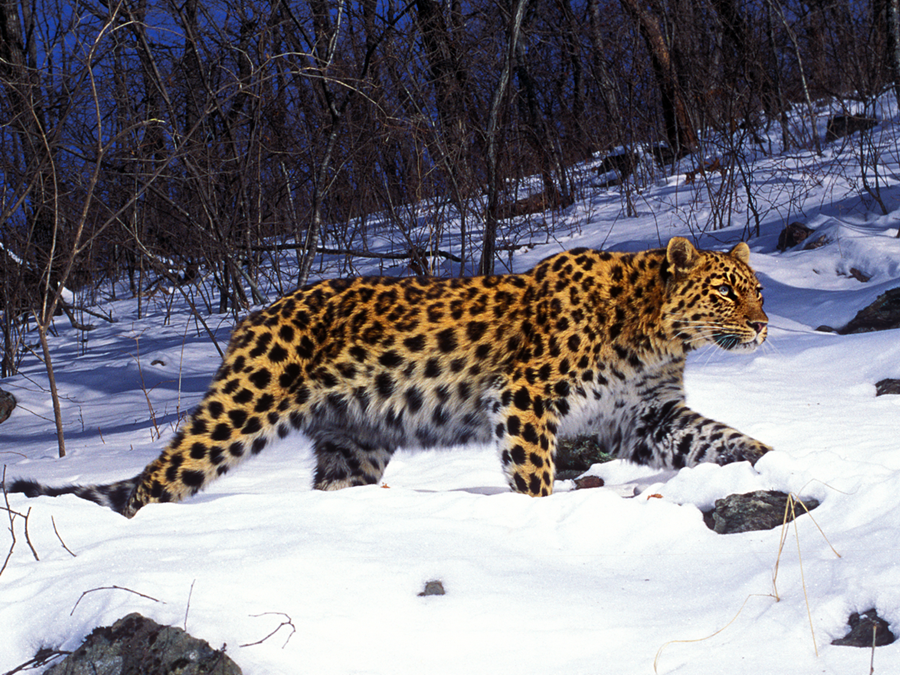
[729,241,750,265]
[666,237,699,273]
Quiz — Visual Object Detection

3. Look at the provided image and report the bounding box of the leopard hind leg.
[311,430,395,491]
[120,388,307,517]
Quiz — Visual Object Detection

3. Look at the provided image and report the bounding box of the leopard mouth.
[713,333,748,350]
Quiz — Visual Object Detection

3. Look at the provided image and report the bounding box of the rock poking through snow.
[832,609,897,647]
[703,490,820,534]
[45,613,242,675]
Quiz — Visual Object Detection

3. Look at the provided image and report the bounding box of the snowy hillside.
[2,97,900,675]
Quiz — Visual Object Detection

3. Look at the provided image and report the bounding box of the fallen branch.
[1,647,71,675]
[240,612,296,649]
[70,585,164,616]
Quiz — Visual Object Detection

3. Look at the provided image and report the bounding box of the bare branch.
[240,612,297,649]
[70,586,164,616]
[51,516,77,557]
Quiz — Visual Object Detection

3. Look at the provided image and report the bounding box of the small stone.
[418,580,445,596]
[848,268,870,283]
[832,609,896,647]
[573,475,604,490]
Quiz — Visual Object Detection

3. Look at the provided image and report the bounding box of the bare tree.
[619,0,699,155]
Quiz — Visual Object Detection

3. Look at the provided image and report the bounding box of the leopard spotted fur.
[11,237,770,517]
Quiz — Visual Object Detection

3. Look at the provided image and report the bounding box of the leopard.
[10,237,771,518]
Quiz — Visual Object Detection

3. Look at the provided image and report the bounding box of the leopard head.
[664,237,768,353]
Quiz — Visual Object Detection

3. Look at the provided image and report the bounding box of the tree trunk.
[479,0,530,276]
[0,0,59,277]
[882,0,900,107]
[619,0,699,154]
[38,323,65,457]
[587,0,622,128]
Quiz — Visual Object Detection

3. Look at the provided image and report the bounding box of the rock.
[876,378,900,396]
[556,435,613,480]
[777,222,813,251]
[775,222,834,250]
[573,475,604,490]
[832,609,896,647]
[847,267,870,283]
[825,115,878,142]
[703,490,820,534]
[0,388,14,425]
[803,233,831,250]
[418,580,446,596]
[837,287,900,334]
[45,613,241,675]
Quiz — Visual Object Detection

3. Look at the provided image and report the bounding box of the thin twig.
[239,612,296,649]
[22,507,38,561]
[52,516,77,557]
[184,579,196,631]
[1,467,15,576]
[787,496,817,656]
[70,585,164,616]
[870,622,877,674]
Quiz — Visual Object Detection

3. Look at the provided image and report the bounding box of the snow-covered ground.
[2,97,900,674]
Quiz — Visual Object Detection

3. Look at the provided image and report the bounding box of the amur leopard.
[10,237,770,517]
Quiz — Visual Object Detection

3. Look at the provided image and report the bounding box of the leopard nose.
[749,321,767,335]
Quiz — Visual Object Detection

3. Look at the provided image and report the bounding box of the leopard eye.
[716,284,733,298]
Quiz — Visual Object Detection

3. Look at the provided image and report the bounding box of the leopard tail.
[6,476,141,516]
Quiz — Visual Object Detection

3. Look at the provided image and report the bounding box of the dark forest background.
[3,0,900,383]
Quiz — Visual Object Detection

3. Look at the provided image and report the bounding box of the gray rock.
[777,222,813,251]
[876,378,900,396]
[703,490,819,534]
[0,388,15,425]
[418,580,446,596]
[832,609,896,647]
[45,613,241,675]
[556,434,613,480]
[838,287,900,334]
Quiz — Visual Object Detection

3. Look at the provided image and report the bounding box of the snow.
[3,96,900,674]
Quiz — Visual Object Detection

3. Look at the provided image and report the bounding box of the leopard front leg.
[494,383,561,497]
[631,400,771,469]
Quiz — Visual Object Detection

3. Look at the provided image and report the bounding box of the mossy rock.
[556,434,614,480]
[45,613,241,675]
[703,490,820,534]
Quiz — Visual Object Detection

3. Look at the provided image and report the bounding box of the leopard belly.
[553,359,687,465]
